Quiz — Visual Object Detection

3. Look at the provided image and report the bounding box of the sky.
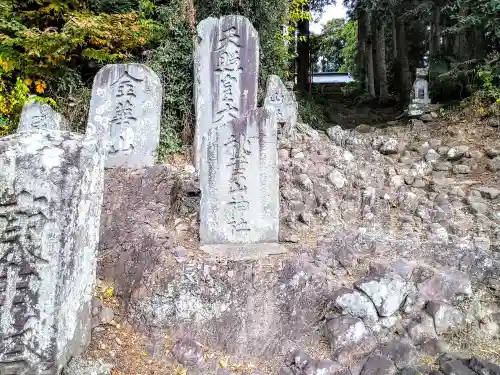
[310,3,348,34]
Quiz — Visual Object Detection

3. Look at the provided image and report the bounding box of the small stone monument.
[194,15,259,171]
[87,63,162,168]
[199,108,284,259]
[408,68,431,117]
[18,101,69,132]
[0,130,104,374]
[264,75,298,138]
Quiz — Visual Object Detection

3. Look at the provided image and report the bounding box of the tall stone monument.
[0,130,105,374]
[408,68,431,117]
[194,15,259,171]
[264,75,298,138]
[87,63,162,168]
[18,101,69,132]
[199,108,284,259]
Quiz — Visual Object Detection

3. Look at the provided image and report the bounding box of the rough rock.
[447,146,468,161]
[325,317,377,365]
[63,358,113,375]
[425,149,440,163]
[360,354,397,375]
[171,337,204,366]
[99,165,191,297]
[380,138,400,155]
[474,237,491,251]
[297,174,314,191]
[356,124,373,133]
[440,359,477,375]
[381,338,418,370]
[406,314,438,344]
[281,348,344,375]
[328,169,347,189]
[417,269,472,303]
[475,187,500,200]
[488,157,500,171]
[129,256,332,358]
[468,356,500,375]
[332,288,379,323]
[425,301,465,334]
[327,126,347,146]
[452,165,470,174]
[98,307,115,325]
[470,201,489,215]
[354,273,411,317]
[399,367,435,375]
[486,149,500,158]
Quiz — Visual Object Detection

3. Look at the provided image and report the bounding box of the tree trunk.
[395,12,411,103]
[429,4,441,60]
[365,11,376,97]
[454,7,471,60]
[297,17,310,93]
[357,8,368,89]
[391,12,398,60]
[474,26,486,60]
[372,20,380,96]
[375,19,389,101]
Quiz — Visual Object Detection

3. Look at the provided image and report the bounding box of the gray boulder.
[63,358,113,375]
[332,288,379,323]
[425,301,465,335]
[360,354,398,375]
[354,273,412,317]
[325,317,377,365]
[381,338,418,370]
[380,138,400,155]
[468,356,500,375]
[172,337,204,366]
[417,269,472,303]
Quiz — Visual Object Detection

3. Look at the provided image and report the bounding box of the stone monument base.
[200,243,287,260]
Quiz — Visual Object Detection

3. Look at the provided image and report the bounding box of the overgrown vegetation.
[2,0,498,150]
[0,0,307,159]
[341,0,500,105]
[314,18,357,73]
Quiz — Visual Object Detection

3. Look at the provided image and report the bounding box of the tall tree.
[374,15,389,100]
[365,10,376,97]
[296,0,337,92]
[394,6,411,103]
[297,13,311,92]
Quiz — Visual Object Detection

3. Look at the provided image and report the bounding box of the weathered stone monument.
[264,75,298,138]
[199,108,284,259]
[18,101,69,132]
[87,63,162,168]
[194,15,259,172]
[408,68,431,117]
[195,16,283,259]
[0,130,104,374]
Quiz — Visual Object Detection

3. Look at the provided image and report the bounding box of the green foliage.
[314,19,357,73]
[341,80,364,97]
[316,18,346,72]
[297,95,327,125]
[88,0,140,13]
[145,1,195,160]
[0,0,157,131]
[450,0,500,44]
[195,0,290,83]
